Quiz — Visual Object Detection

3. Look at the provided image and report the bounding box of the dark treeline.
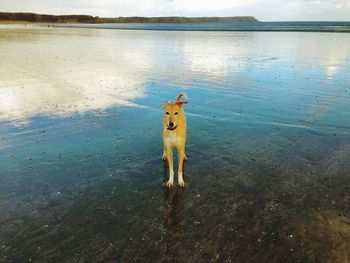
[0,12,98,23]
[100,16,259,23]
[0,12,258,23]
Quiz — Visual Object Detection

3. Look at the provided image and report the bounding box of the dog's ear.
[163,101,171,109]
[175,93,188,108]
[175,101,188,108]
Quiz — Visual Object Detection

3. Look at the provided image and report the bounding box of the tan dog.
[162,93,188,187]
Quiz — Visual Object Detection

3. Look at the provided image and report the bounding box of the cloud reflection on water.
[0,26,151,123]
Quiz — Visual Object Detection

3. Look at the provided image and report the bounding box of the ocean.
[53,21,350,32]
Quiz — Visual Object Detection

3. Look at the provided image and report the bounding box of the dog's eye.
[165,112,170,115]
[174,112,178,115]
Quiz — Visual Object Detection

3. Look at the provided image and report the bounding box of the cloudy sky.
[1,0,350,21]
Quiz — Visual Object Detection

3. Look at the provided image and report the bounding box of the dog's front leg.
[178,147,185,187]
[166,147,174,187]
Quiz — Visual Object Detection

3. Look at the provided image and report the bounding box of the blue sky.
[1,0,350,21]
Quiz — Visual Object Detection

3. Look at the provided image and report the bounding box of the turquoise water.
[0,25,350,262]
[55,21,350,32]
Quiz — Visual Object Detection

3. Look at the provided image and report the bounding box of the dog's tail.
[175,93,188,106]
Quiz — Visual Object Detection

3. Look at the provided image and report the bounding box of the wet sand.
[0,25,350,262]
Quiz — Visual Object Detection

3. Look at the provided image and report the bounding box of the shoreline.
[0,20,35,24]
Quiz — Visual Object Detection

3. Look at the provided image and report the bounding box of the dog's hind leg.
[162,145,167,160]
[166,148,174,187]
[178,147,186,187]
[163,159,168,183]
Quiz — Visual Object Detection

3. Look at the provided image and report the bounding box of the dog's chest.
[164,132,182,147]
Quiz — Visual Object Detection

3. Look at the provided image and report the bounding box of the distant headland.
[0,12,259,23]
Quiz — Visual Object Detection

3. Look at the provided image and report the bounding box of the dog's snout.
[169,122,174,127]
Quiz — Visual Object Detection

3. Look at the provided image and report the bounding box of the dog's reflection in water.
[161,158,187,262]
[162,187,186,262]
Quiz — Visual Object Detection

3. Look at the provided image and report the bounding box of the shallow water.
[1,25,350,262]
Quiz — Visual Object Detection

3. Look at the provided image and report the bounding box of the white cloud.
[164,0,258,13]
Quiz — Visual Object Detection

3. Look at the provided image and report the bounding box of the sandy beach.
[0,24,350,262]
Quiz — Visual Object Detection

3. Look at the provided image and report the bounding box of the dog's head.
[163,93,188,131]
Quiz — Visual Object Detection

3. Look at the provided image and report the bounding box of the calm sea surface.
[0,24,350,262]
[55,21,350,32]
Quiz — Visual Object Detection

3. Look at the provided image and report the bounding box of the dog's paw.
[162,153,167,160]
[166,180,174,188]
[178,179,185,187]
